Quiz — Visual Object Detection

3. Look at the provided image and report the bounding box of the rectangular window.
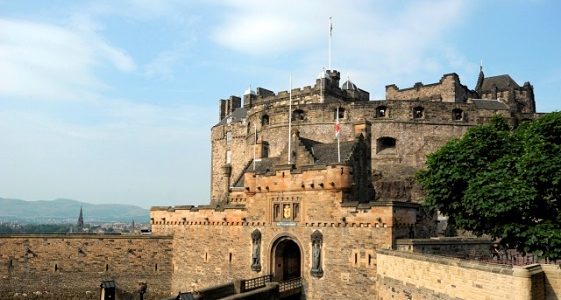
[226,150,232,164]
[226,131,232,143]
[273,204,281,221]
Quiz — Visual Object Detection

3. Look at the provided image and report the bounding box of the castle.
[1,68,558,300]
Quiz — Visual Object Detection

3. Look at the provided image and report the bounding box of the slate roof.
[233,158,279,187]
[480,75,520,92]
[309,141,355,164]
[216,107,247,126]
[472,99,509,110]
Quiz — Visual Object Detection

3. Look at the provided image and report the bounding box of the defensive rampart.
[0,234,173,300]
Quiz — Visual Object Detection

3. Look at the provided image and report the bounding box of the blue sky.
[1,0,560,208]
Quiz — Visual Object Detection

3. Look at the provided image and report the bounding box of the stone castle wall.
[0,235,173,300]
[385,73,475,102]
[151,187,418,300]
[376,249,561,300]
[210,98,514,203]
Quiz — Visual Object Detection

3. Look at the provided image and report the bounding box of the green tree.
[417,113,561,259]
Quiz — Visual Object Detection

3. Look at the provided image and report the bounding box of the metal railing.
[279,277,303,296]
[239,274,272,293]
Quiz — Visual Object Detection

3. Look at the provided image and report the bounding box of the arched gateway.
[271,236,302,281]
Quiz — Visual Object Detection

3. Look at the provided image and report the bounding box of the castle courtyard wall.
[0,235,173,300]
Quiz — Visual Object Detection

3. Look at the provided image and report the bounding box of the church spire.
[77,206,84,231]
[475,59,485,93]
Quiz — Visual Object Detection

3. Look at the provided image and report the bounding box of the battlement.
[385,73,477,102]
[216,70,369,123]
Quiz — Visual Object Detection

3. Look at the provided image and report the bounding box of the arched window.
[452,109,463,121]
[376,106,387,118]
[292,109,305,121]
[376,137,396,154]
[413,107,424,119]
[261,114,270,126]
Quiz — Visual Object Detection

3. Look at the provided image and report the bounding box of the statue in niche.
[251,229,261,271]
[283,204,291,219]
[310,230,323,277]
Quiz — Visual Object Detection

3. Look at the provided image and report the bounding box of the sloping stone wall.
[376,249,550,300]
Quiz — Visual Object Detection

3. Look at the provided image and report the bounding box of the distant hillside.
[0,198,149,224]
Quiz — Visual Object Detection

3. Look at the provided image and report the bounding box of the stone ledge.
[396,237,492,246]
[0,234,172,240]
[377,249,515,275]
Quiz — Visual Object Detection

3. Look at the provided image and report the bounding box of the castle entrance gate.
[271,237,301,281]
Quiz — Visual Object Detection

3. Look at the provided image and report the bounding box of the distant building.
[76,206,84,232]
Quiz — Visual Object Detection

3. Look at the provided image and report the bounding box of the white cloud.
[209,0,473,94]
[0,18,136,101]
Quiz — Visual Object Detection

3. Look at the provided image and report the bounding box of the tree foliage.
[417,112,561,258]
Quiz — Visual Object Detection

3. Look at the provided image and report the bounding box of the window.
[261,115,270,126]
[292,109,305,121]
[375,106,387,118]
[226,150,232,164]
[262,142,269,158]
[226,131,232,143]
[273,204,281,221]
[333,108,345,120]
[376,137,396,154]
[413,107,424,119]
[452,109,463,121]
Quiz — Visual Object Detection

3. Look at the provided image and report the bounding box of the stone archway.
[271,236,302,281]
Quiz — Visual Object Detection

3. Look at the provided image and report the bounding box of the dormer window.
[376,106,387,118]
[452,109,464,121]
[413,107,424,119]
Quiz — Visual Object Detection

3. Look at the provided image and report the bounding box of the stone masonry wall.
[376,249,547,300]
[160,223,388,300]
[542,264,561,300]
[385,74,468,102]
[152,171,418,300]
[210,99,514,204]
[0,235,173,300]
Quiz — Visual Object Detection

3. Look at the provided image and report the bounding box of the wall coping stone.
[0,234,172,239]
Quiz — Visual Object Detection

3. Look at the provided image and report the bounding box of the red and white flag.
[335,108,341,138]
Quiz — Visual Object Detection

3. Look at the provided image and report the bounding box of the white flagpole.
[336,106,341,163]
[253,122,257,171]
[288,75,292,164]
[329,17,332,70]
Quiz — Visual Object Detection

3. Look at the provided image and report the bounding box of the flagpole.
[336,106,341,163]
[328,17,332,70]
[253,122,257,171]
[288,75,292,164]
